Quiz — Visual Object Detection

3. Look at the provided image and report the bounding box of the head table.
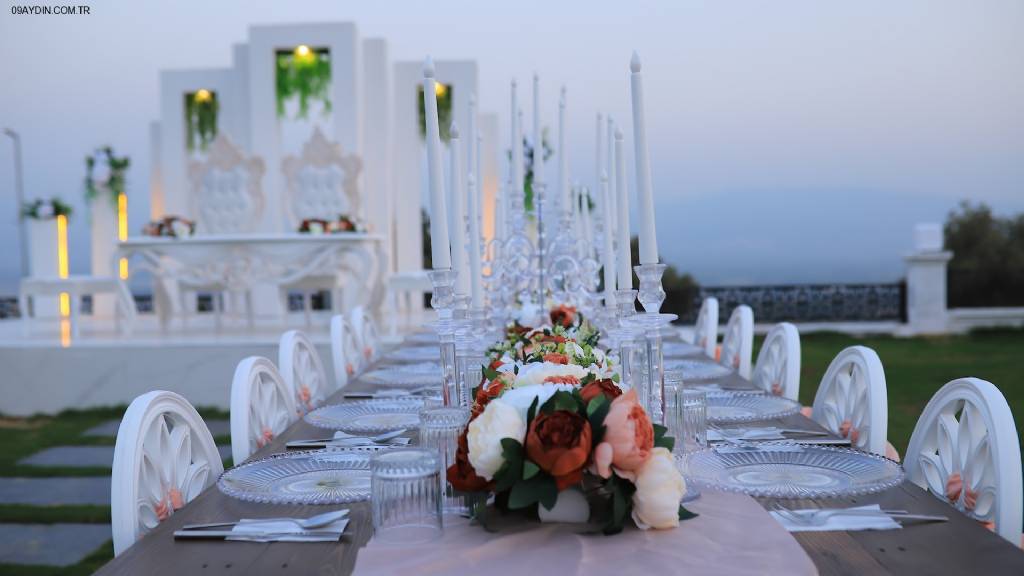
[95,333,1024,576]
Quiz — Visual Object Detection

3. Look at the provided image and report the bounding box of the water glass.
[676,388,708,453]
[371,448,443,543]
[419,406,471,515]
[663,370,685,445]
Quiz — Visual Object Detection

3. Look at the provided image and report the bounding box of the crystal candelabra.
[608,289,639,391]
[623,264,677,424]
[427,269,459,407]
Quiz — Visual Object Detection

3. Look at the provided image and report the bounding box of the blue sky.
[0,0,1021,293]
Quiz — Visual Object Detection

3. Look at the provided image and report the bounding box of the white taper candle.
[423,58,451,270]
[630,51,659,264]
[511,81,523,209]
[558,87,569,216]
[448,122,469,295]
[606,116,617,239]
[595,113,604,226]
[600,172,616,299]
[614,128,632,289]
[532,74,543,187]
[467,174,483,308]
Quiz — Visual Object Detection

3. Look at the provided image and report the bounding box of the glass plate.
[361,365,441,387]
[707,393,800,423]
[218,451,372,505]
[305,400,424,432]
[404,331,438,345]
[683,445,905,498]
[385,345,439,363]
[664,358,733,380]
[663,341,704,358]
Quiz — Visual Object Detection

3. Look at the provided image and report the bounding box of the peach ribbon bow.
[364,346,374,361]
[299,385,312,409]
[154,487,183,521]
[770,381,783,396]
[346,363,355,376]
[839,419,860,445]
[255,426,274,448]
[946,472,978,510]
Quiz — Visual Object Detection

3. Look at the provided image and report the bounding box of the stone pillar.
[28,219,60,318]
[90,195,118,318]
[904,223,952,335]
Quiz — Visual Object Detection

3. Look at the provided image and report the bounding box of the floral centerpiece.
[448,306,696,534]
[298,215,365,234]
[21,198,73,220]
[142,215,195,238]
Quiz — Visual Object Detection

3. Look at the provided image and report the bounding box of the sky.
[0,0,1022,294]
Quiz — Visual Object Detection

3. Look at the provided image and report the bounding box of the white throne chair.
[279,128,363,324]
[182,134,266,328]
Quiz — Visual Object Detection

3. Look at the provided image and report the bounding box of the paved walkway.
[0,523,111,566]
[18,444,232,468]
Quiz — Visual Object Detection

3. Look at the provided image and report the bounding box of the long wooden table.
[97,338,1024,575]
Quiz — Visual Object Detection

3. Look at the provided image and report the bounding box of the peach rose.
[592,390,654,477]
[543,352,569,365]
[579,378,622,405]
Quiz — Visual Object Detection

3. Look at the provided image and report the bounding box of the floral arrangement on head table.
[447,305,697,534]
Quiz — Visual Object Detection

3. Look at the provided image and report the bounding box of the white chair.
[279,329,330,414]
[810,346,888,456]
[719,305,754,379]
[350,306,381,364]
[904,378,1022,545]
[751,322,801,400]
[279,128,364,323]
[111,391,223,556]
[330,314,361,390]
[229,356,297,465]
[691,297,718,357]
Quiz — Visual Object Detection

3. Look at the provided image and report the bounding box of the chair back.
[810,346,888,456]
[229,356,296,464]
[692,297,718,357]
[281,128,363,229]
[720,305,754,378]
[330,314,361,390]
[350,306,380,364]
[905,377,1022,544]
[279,330,329,414]
[111,391,223,556]
[188,133,265,234]
[751,322,801,400]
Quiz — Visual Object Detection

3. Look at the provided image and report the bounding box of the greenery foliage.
[417,83,453,142]
[84,146,130,205]
[944,201,1024,307]
[275,47,332,119]
[184,90,219,152]
[21,198,73,220]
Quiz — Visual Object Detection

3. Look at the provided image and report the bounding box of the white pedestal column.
[90,196,118,318]
[28,219,60,318]
[903,224,952,335]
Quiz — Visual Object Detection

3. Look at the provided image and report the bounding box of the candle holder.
[623,264,677,424]
[607,289,639,391]
[534,179,548,308]
[427,269,459,407]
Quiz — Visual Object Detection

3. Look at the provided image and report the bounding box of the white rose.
[513,362,587,388]
[499,382,576,418]
[630,447,686,530]
[37,203,55,219]
[466,399,526,480]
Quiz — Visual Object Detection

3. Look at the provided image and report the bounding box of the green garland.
[276,47,332,119]
[84,146,130,206]
[417,83,453,142]
[184,90,219,152]
[21,198,73,220]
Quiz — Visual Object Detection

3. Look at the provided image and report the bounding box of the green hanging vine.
[417,83,453,142]
[84,146,130,206]
[276,46,332,119]
[184,89,219,152]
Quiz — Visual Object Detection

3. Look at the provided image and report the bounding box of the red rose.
[579,378,623,405]
[471,374,511,418]
[537,334,567,344]
[543,353,569,365]
[543,375,580,385]
[525,411,593,491]
[549,305,577,328]
[447,431,491,492]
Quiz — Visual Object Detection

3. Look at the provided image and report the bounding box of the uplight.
[118,193,129,280]
[434,82,448,98]
[194,89,213,103]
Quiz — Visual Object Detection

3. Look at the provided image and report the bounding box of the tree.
[945,201,1024,307]
[629,237,700,318]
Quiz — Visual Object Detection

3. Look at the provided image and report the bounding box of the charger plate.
[706,393,801,424]
[305,400,423,433]
[664,359,733,380]
[218,451,372,505]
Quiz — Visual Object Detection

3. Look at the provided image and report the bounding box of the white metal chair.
[111,391,223,556]
[229,356,297,465]
[719,305,754,379]
[350,306,381,364]
[330,314,361,391]
[904,377,1022,545]
[691,297,718,357]
[279,330,330,414]
[751,322,801,400]
[810,346,888,456]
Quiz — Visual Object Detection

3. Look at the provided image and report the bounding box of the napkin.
[226,518,350,542]
[708,427,786,442]
[769,504,901,532]
[713,443,805,454]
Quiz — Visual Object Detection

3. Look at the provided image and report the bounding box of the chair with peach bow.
[351,306,381,365]
[279,329,330,415]
[330,314,361,391]
[809,346,889,456]
[690,297,718,358]
[750,322,801,401]
[719,305,754,379]
[904,377,1022,545]
[229,356,297,465]
[111,390,224,556]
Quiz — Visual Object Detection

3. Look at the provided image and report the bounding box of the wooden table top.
[97,341,1024,576]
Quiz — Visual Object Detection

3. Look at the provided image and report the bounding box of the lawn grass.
[773,327,1024,457]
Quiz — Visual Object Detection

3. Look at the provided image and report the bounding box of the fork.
[769,503,946,525]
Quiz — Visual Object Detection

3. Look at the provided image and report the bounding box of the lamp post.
[3,128,27,278]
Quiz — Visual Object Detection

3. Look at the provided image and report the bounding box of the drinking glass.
[371,448,443,543]
[675,388,707,503]
[663,370,685,444]
[419,406,471,516]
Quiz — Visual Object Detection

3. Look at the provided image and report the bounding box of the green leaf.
[526,396,540,426]
[588,398,611,446]
[482,366,499,382]
[538,476,559,511]
[580,372,596,385]
[493,439,525,493]
[523,460,540,480]
[678,505,699,521]
[542,390,580,414]
[508,481,541,509]
[655,435,675,452]
[652,423,668,441]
